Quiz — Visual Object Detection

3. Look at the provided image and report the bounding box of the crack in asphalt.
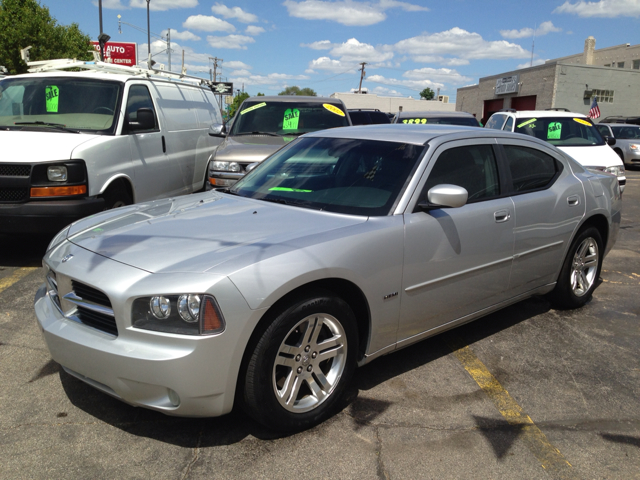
[375,426,390,480]
[180,427,204,480]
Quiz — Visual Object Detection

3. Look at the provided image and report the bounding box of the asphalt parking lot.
[1,170,639,480]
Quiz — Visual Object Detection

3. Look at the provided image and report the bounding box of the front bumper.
[34,243,264,417]
[0,197,104,234]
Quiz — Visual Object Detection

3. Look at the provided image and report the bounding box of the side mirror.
[606,136,616,146]
[418,184,468,210]
[208,123,226,137]
[128,108,155,131]
[245,162,260,174]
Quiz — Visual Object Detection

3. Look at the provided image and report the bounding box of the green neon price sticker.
[45,85,59,112]
[517,118,537,128]
[283,108,300,130]
[403,118,427,124]
[269,187,312,192]
[240,102,266,115]
[547,122,562,140]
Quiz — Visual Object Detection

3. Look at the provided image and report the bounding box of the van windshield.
[0,77,122,134]
[229,101,350,137]
[514,116,605,146]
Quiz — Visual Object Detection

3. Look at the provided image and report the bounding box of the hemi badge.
[383,292,398,300]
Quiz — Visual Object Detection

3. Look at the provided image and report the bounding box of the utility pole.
[146,0,151,69]
[358,62,367,94]
[210,57,222,82]
[167,28,171,71]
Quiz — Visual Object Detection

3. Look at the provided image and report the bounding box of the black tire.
[614,149,624,162]
[102,184,132,210]
[548,226,603,309]
[242,290,358,432]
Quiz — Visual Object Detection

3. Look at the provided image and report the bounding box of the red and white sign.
[91,41,137,67]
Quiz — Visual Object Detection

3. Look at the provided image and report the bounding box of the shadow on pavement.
[0,234,51,267]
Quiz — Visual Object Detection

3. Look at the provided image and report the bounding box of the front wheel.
[242,291,357,432]
[548,227,603,309]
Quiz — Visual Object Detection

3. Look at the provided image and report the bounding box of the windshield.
[611,125,640,139]
[398,116,479,127]
[514,116,605,146]
[229,100,350,136]
[230,137,425,216]
[0,77,122,134]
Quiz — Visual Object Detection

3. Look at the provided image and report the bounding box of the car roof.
[396,110,475,118]
[599,123,639,127]
[304,123,557,148]
[504,110,588,118]
[243,96,344,103]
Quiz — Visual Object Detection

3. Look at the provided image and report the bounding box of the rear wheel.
[242,291,357,432]
[548,227,603,309]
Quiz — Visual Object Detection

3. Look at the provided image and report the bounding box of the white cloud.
[403,67,472,85]
[98,0,128,9]
[129,0,198,11]
[207,34,255,50]
[393,28,530,60]
[411,55,470,66]
[211,3,259,23]
[245,26,266,36]
[329,38,394,62]
[230,69,253,76]
[554,0,640,17]
[500,21,562,39]
[517,59,547,69]
[183,15,236,32]
[162,29,201,41]
[283,0,427,26]
[225,60,252,70]
[230,72,310,87]
[302,40,334,50]
[307,56,358,73]
[371,86,404,96]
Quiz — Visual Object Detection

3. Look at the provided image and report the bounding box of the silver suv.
[595,123,640,169]
[485,109,626,192]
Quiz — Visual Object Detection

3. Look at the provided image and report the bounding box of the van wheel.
[547,227,603,309]
[614,149,624,162]
[102,184,132,210]
[242,290,357,432]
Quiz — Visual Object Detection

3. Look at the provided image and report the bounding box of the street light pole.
[146,0,151,69]
[98,0,104,61]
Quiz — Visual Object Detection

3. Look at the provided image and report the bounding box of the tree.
[278,86,317,96]
[256,92,265,96]
[419,88,435,100]
[228,92,250,118]
[0,0,92,74]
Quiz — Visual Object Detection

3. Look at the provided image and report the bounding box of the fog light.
[177,294,200,323]
[47,165,68,182]
[168,388,180,407]
[150,296,171,319]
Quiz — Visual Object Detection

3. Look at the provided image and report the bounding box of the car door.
[124,82,180,201]
[397,140,515,343]
[498,140,585,295]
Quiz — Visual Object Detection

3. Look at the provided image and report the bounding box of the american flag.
[587,96,600,119]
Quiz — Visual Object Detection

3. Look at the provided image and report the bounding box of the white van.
[485,109,626,192]
[0,59,224,233]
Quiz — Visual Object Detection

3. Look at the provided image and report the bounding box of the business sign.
[495,74,519,95]
[91,41,137,67]
[213,82,234,95]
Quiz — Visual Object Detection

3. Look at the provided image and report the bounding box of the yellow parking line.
[0,267,38,295]
[448,336,578,479]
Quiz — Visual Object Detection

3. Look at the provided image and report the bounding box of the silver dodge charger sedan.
[35,125,621,432]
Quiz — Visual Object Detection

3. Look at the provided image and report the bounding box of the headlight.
[47,225,70,252]
[132,294,225,335]
[211,161,241,172]
[605,165,625,176]
[47,166,67,182]
[630,144,640,150]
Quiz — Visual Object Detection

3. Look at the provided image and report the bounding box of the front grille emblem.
[61,254,74,263]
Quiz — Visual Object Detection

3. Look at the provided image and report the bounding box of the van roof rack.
[498,108,516,113]
[25,57,213,87]
[545,108,570,112]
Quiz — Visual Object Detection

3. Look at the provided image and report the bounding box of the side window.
[595,125,610,137]
[485,114,505,130]
[503,145,561,193]
[125,84,157,131]
[503,116,514,131]
[422,145,500,203]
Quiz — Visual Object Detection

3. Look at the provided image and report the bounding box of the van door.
[124,82,181,201]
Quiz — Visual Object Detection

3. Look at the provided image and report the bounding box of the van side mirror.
[606,136,616,146]
[209,123,226,137]
[128,108,155,131]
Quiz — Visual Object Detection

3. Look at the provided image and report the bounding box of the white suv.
[485,109,625,192]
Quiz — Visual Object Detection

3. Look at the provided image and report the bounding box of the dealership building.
[456,37,640,124]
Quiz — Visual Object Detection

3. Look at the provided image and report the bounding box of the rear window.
[514,117,605,147]
[398,116,479,127]
[611,125,640,139]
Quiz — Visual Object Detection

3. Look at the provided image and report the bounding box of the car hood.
[66,192,367,274]
[0,130,99,162]
[213,134,297,163]
[558,144,623,168]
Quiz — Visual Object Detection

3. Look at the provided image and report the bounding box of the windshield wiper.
[233,131,279,137]
[278,132,305,137]
[14,121,80,133]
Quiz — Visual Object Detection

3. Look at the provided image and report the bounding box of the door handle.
[494,210,510,223]
[162,135,166,153]
[567,195,580,206]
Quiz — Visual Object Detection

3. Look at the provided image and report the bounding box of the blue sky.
[38,0,640,101]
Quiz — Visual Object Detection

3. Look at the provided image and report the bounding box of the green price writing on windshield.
[45,85,59,112]
[283,108,300,130]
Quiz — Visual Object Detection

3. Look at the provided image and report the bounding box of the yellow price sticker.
[573,118,592,126]
[322,103,345,117]
[240,102,267,115]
